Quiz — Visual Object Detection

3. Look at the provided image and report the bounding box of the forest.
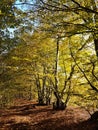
[0,0,98,130]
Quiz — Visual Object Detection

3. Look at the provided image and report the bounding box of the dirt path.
[0,100,98,130]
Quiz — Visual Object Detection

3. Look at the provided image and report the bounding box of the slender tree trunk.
[92,0,98,57]
[35,75,44,105]
[53,36,66,110]
[94,39,98,57]
[29,85,32,100]
[46,87,52,105]
[54,36,60,109]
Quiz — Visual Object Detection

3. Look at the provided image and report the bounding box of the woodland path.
[0,99,98,130]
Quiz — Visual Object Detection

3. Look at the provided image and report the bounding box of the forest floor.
[0,99,98,130]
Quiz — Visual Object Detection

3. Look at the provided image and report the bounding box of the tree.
[1,0,98,111]
[52,35,75,110]
[0,0,21,54]
[31,0,98,110]
[67,34,98,111]
[33,0,98,57]
[20,32,56,105]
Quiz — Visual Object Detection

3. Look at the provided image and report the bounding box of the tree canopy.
[0,0,98,110]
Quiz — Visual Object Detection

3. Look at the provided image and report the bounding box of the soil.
[0,99,98,130]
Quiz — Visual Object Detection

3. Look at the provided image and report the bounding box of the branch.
[70,48,98,92]
[40,0,98,14]
[14,0,98,15]
[71,0,98,14]
[40,0,66,11]
[91,61,98,81]
[55,22,93,31]
[61,64,75,96]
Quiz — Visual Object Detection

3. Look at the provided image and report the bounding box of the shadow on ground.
[0,100,98,130]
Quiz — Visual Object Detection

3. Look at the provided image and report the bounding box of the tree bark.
[94,39,98,57]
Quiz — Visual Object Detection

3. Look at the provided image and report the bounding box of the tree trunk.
[29,85,32,100]
[45,87,51,105]
[52,36,66,110]
[94,39,98,57]
[38,96,44,105]
[53,98,66,110]
[89,111,98,121]
[53,91,66,110]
